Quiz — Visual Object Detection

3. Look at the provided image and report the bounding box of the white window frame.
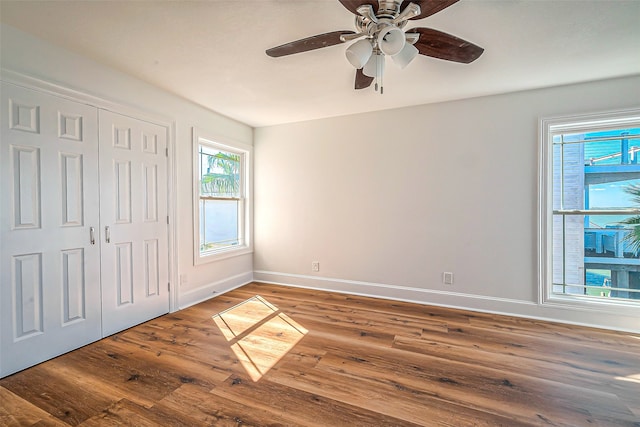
[539,108,640,314]
[193,128,252,265]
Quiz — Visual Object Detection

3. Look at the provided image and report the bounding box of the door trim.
[1,68,179,313]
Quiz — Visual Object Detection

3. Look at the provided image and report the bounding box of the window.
[540,110,640,309]
[193,129,251,263]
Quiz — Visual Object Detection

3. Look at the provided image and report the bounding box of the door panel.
[1,82,101,377]
[99,110,169,336]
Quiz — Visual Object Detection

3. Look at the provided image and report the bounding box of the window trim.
[192,127,253,265]
[538,108,640,314]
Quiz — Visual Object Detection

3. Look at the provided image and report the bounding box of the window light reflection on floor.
[212,295,308,382]
[615,374,640,384]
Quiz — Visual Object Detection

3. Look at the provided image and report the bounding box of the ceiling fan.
[266,0,484,94]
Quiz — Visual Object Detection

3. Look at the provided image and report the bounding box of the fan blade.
[338,0,377,15]
[266,31,355,57]
[409,27,483,63]
[355,68,374,89]
[400,0,459,20]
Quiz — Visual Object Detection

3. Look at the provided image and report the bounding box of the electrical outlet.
[443,272,454,285]
[312,261,320,272]
[180,274,188,286]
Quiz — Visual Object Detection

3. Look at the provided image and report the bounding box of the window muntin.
[194,133,251,263]
[546,114,640,304]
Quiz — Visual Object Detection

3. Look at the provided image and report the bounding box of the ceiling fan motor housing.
[355,1,409,35]
[378,0,403,17]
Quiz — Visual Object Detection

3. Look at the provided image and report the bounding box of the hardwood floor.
[1,282,639,426]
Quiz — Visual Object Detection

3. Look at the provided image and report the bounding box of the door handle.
[105,226,111,243]
[90,227,95,245]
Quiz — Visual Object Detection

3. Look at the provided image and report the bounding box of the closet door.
[0,82,101,377]
[99,110,169,336]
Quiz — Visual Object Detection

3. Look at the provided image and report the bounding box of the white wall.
[254,75,640,333]
[0,24,254,308]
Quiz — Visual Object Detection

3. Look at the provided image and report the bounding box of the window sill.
[195,245,253,265]
[542,293,640,316]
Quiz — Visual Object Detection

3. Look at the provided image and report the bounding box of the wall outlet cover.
[443,272,454,285]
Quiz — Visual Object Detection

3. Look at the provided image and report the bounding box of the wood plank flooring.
[1,282,639,426]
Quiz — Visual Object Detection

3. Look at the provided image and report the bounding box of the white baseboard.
[253,270,640,334]
[179,271,254,309]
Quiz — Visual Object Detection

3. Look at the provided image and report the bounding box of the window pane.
[200,199,239,252]
[199,145,241,198]
[553,129,640,211]
[554,211,640,301]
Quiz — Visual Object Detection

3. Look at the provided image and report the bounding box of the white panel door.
[0,82,101,377]
[99,110,169,336]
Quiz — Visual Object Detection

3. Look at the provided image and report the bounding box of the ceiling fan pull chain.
[374,51,379,92]
[381,57,384,94]
[378,53,384,95]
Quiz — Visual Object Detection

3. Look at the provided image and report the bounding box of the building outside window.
[193,130,251,264]
[540,110,640,308]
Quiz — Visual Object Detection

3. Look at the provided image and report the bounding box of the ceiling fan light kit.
[345,38,374,68]
[377,25,406,56]
[265,0,484,93]
[363,53,380,78]
[392,41,419,69]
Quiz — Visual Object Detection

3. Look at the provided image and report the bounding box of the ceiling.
[1,0,639,128]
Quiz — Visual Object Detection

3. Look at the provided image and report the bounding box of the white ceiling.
[1,0,639,127]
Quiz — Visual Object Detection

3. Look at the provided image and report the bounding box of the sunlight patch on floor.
[213,295,279,340]
[615,373,640,385]
[212,295,307,382]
